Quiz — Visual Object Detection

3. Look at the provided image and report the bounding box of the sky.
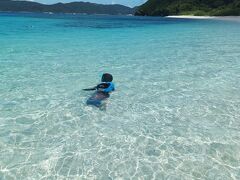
[26,0,147,7]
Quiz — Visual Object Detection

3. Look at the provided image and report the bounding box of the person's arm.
[97,83,110,90]
[82,86,97,91]
[83,83,110,91]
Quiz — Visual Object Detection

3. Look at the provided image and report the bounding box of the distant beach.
[167,15,215,19]
[167,15,240,22]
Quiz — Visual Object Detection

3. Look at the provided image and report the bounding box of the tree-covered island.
[135,0,240,16]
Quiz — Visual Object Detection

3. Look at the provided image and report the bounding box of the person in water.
[84,73,115,107]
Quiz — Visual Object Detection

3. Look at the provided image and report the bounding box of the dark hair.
[101,73,113,82]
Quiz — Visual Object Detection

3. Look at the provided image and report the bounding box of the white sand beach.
[167,15,240,22]
[167,15,215,19]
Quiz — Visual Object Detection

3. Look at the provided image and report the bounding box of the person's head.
[101,73,113,82]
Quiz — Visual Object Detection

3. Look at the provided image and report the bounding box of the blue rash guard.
[96,82,115,93]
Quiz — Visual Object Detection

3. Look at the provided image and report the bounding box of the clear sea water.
[0,13,240,179]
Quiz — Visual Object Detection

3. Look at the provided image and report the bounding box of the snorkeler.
[83,73,115,107]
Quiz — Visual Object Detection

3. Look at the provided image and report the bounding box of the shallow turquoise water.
[0,13,240,179]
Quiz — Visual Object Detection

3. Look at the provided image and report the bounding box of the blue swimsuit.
[87,82,115,107]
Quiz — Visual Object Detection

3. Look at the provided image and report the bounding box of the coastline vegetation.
[135,0,240,16]
[0,0,133,15]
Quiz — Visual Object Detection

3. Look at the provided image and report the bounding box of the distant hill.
[0,0,134,15]
[135,0,240,16]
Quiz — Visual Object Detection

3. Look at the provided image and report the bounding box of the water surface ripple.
[0,13,240,179]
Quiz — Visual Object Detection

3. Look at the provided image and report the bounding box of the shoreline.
[0,11,239,22]
[167,15,215,19]
[166,15,240,22]
[0,11,133,16]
